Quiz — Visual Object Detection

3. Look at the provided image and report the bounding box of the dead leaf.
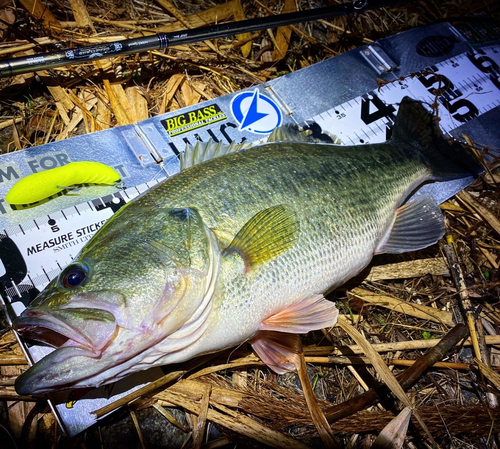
[272,0,296,61]
[0,8,15,38]
[372,407,412,449]
[233,0,252,58]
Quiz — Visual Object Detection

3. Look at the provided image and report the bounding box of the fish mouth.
[13,307,117,352]
[13,307,118,395]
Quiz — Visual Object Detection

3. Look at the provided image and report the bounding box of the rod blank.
[0,1,400,78]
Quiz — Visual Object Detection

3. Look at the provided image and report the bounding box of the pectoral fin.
[223,205,298,271]
[375,194,445,254]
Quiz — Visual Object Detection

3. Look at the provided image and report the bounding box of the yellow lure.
[5,161,121,205]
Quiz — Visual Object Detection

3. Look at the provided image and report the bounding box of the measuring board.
[1,21,500,436]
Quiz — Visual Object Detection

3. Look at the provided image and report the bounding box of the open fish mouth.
[13,307,118,354]
[13,307,119,395]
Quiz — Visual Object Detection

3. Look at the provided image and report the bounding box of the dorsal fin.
[267,124,340,144]
[180,139,250,171]
[180,125,341,171]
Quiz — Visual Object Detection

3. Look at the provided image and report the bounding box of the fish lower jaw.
[14,345,104,395]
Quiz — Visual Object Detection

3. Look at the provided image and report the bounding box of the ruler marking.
[42,268,51,282]
[27,274,35,287]
[308,46,500,152]
[18,224,25,235]
[464,78,474,89]
[471,74,481,85]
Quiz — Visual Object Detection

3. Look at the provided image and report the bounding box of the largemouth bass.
[13,97,481,395]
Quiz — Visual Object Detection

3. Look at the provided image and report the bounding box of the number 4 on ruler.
[361,94,396,125]
[361,93,396,139]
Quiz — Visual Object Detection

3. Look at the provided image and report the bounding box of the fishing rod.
[0,0,403,78]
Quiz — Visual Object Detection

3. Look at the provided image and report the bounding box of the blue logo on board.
[230,89,282,134]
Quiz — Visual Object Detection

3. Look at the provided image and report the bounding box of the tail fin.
[391,96,483,180]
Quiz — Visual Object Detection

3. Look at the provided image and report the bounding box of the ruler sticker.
[160,103,228,137]
[0,161,21,186]
[2,49,499,327]
[312,46,500,144]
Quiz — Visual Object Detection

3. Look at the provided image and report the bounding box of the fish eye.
[59,264,89,289]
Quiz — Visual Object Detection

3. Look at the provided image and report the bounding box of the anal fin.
[376,194,445,254]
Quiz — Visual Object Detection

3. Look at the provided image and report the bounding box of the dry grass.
[1,0,500,448]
